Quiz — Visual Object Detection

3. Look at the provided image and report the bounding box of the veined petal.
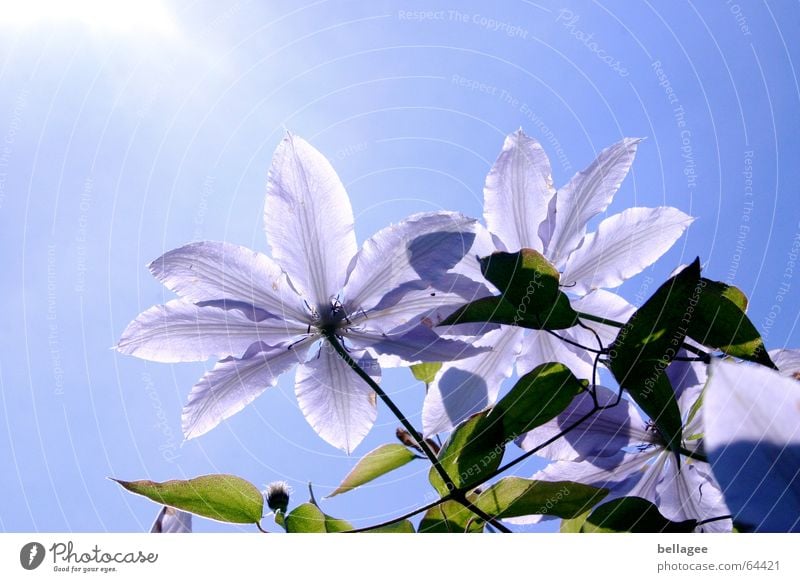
[655,457,731,532]
[571,289,636,349]
[117,299,305,363]
[182,340,311,439]
[770,349,800,376]
[516,386,647,460]
[295,345,379,453]
[484,129,556,252]
[148,241,308,323]
[546,138,642,265]
[704,360,800,532]
[343,211,492,313]
[265,133,357,309]
[515,329,594,381]
[349,324,487,368]
[561,207,694,295]
[422,327,524,436]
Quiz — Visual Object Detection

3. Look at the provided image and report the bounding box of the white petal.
[770,349,800,376]
[117,299,305,363]
[704,360,800,532]
[182,340,311,439]
[569,290,636,357]
[422,327,524,436]
[561,207,694,295]
[351,324,486,368]
[655,457,731,532]
[516,387,648,460]
[344,211,491,313]
[484,129,556,252]
[149,241,308,323]
[295,345,379,453]
[150,506,192,533]
[546,138,642,265]
[264,134,357,308]
[515,329,595,381]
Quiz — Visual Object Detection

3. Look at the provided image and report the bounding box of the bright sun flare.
[0,0,176,35]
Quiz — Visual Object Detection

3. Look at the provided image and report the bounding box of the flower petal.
[655,459,731,532]
[561,207,694,295]
[546,138,642,265]
[343,211,493,313]
[265,133,357,308]
[150,506,192,533]
[484,129,555,252]
[182,340,311,439]
[704,360,800,532]
[295,345,379,453]
[770,349,800,376]
[515,329,595,381]
[422,327,524,436]
[117,299,305,363]
[148,241,308,323]
[349,324,487,368]
[515,386,646,460]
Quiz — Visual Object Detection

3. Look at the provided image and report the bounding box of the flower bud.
[264,481,291,513]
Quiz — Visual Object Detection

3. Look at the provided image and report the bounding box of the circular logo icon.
[20,542,46,570]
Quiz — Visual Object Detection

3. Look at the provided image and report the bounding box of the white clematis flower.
[423,129,694,435]
[118,134,488,453]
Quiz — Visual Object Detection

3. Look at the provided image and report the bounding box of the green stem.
[324,333,511,533]
[344,495,452,533]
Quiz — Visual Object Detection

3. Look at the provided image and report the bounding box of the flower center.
[314,297,351,336]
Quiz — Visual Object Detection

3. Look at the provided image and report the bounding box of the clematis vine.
[511,355,731,532]
[117,134,490,453]
[423,129,694,436]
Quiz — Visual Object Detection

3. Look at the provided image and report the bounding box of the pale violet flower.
[704,354,800,532]
[117,134,487,453]
[423,129,693,435]
[150,506,192,533]
[512,357,731,532]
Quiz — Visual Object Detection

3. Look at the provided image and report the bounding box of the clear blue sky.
[1,0,798,532]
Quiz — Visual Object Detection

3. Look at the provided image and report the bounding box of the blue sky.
[0,0,798,532]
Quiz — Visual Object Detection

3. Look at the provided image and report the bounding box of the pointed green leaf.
[411,362,442,384]
[441,293,578,330]
[560,509,591,533]
[428,411,505,496]
[328,444,419,497]
[358,520,415,533]
[113,474,263,525]
[609,258,703,454]
[582,497,696,533]
[688,278,775,368]
[489,363,584,440]
[474,477,608,519]
[284,503,353,533]
[418,500,483,533]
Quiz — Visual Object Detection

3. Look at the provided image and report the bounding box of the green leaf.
[328,444,419,497]
[609,258,703,454]
[428,411,505,496]
[687,278,776,368]
[474,477,608,520]
[411,362,442,384]
[560,509,591,533]
[112,474,263,525]
[358,520,415,533]
[489,363,585,440]
[418,500,483,533]
[284,503,353,533]
[442,249,579,331]
[582,497,696,533]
